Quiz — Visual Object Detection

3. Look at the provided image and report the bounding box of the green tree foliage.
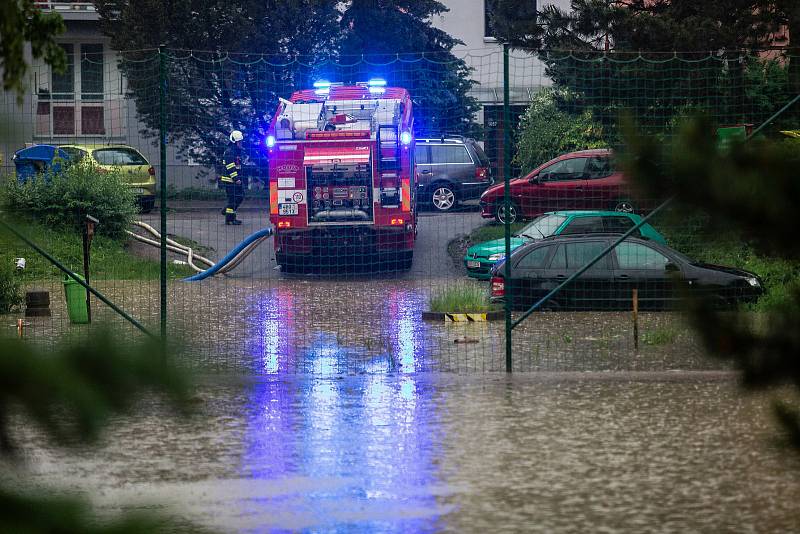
[94,0,341,167]
[338,0,480,136]
[623,115,800,449]
[490,1,800,134]
[3,163,137,239]
[0,0,66,99]
[0,330,198,531]
[514,87,609,173]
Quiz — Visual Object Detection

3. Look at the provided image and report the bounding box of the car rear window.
[430,145,472,164]
[471,142,490,167]
[92,147,148,165]
[559,216,604,235]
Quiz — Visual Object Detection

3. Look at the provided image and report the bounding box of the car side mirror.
[665,262,679,273]
[530,174,543,183]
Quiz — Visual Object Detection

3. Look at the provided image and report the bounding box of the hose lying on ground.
[182,227,273,282]
[126,221,214,273]
[127,222,273,280]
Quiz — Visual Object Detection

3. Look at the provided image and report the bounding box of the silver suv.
[415,137,493,212]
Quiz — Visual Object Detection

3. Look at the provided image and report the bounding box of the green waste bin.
[63,274,89,324]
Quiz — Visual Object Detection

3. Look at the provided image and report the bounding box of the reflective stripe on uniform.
[229,171,238,178]
[225,208,235,214]
[225,162,236,169]
[220,176,233,183]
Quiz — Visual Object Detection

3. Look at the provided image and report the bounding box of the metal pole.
[503,43,512,373]
[158,46,168,347]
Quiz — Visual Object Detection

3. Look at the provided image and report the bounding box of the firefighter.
[219,130,246,225]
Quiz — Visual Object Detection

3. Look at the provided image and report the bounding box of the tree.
[94,0,341,168]
[513,86,609,173]
[491,1,800,137]
[337,0,480,137]
[623,115,800,450]
[0,0,65,99]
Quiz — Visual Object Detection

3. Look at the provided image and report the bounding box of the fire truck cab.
[266,80,416,272]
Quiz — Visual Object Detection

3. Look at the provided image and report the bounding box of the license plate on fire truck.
[278,203,298,216]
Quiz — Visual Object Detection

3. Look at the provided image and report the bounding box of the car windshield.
[517,214,567,239]
[92,147,148,165]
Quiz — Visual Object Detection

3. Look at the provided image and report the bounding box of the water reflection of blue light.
[246,289,295,374]
[386,289,427,373]
[240,337,446,531]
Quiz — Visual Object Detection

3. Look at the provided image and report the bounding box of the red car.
[479,149,640,223]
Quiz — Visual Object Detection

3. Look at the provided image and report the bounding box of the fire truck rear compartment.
[307,163,373,223]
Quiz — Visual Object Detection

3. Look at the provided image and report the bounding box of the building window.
[36,42,110,137]
[484,1,496,39]
[52,43,75,100]
[81,43,104,101]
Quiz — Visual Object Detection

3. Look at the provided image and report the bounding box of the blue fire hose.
[183,227,273,282]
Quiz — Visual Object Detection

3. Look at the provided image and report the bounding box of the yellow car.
[59,144,156,213]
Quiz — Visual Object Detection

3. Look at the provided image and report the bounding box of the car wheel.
[495,202,519,224]
[612,199,636,213]
[430,183,457,212]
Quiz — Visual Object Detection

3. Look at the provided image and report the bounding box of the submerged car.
[479,149,643,223]
[58,144,157,213]
[490,234,762,311]
[464,210,666,279]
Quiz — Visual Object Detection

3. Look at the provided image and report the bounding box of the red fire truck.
[265,80,416,272]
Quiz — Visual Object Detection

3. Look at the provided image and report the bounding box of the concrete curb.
[422,310,503,322]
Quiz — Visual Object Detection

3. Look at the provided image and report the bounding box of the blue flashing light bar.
[367,78,387,87]
[313,80,332,89]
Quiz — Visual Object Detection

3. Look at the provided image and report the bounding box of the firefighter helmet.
[229,130,244,143]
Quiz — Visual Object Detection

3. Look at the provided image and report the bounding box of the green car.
[464,210,667,279]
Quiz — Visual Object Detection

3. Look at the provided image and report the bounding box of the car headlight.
[747,277,760,287]
[488,253,505,261]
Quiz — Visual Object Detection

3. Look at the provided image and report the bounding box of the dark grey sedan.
[490,234,763,310]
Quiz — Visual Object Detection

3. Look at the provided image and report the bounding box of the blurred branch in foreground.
[0,330,208,532]
[622,114,800,448]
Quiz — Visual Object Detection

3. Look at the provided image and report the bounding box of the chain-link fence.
[1,47,797,373]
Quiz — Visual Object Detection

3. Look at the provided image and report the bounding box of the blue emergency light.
[400,131,412,146]
[266,135,276,148]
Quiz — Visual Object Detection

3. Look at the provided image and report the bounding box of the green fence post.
[503,43,512,373]
[158,46,168,349]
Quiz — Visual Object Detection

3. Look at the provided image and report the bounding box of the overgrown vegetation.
[514,87,610,173]
[3,163,137,239]
[429,283,497,313]
[0,262,23,314]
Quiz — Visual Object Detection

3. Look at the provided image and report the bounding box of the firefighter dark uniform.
[219,133,245,225]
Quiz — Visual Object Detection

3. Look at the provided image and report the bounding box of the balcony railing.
[34,1,97,13]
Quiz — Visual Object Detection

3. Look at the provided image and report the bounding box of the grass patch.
[429,283,498,313]
[658,215,800,313]
[169,235,215,257]
[1,219,194,282]
[468,222,527,246]
[641,326,679,346]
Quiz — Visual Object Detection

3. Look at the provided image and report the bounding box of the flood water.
[12,372,800,532]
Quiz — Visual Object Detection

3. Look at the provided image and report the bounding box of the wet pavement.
[139,205,485,279]
[11,374,800,532]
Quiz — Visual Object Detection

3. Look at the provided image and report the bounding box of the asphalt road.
[139,201,486,280]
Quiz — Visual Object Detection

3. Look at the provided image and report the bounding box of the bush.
[2,163,137,239]
[0,262,23,314]
[514,87,611,174]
